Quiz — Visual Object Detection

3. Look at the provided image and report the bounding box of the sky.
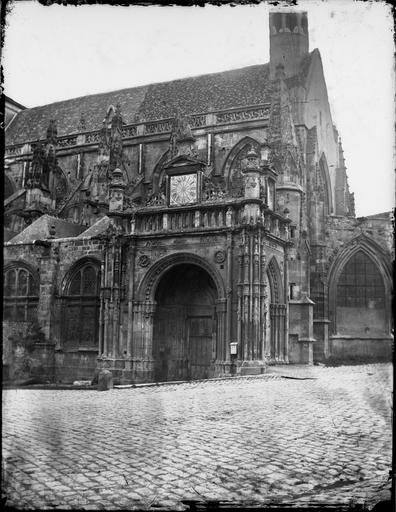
[2,0,394,217]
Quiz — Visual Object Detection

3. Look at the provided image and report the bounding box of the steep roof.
[76,216,112,239]
[5,96,27,110]
[364,212,393,221]
[7,215,85,244]
[6,63,273,146]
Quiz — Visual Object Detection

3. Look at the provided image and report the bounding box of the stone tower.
[269,11,309,79]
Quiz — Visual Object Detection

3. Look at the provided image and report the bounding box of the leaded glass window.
[3,266,39,322]
[62,263,100,350]
[337,251,385,309]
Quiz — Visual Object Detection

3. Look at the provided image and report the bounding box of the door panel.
[153,307,214,382]
[154,305,187,382]
[188,315,213,380]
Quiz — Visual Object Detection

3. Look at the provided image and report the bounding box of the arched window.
[337,251,385,309]
[4,265,39,322]
[62,261,101,350]
[226,139,262,198]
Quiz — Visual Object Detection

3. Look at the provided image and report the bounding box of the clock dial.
[170,174,197,205]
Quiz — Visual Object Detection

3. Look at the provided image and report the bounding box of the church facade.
[4,12,393,384]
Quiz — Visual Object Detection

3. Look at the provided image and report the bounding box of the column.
[215,299,227,361]
[127,244,136,359]
[225,232,233,362]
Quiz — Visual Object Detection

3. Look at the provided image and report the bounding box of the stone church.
[3,12,393,384]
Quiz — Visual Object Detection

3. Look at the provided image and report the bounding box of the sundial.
[169,173,197,205]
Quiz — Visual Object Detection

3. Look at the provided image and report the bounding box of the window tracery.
[62,262,101,350]
[228,141,261,198]
[3,265,39,322]
[337,251,385,309]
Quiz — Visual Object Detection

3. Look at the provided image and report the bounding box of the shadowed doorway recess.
[153,264,217,382]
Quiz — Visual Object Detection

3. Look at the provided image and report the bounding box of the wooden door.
[187,307,214,380]
[153,264,217,382]
[153,305,188,382]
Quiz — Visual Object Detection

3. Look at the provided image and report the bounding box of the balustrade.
[133,202,290,241]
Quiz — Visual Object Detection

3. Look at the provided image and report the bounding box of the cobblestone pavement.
[2,363,393,510]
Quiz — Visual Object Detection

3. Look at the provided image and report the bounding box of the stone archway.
[133,252,226,382]
[152,264,218,382]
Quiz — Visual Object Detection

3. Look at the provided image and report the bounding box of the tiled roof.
[363,212,393,220]
[7,215,84,244]
[6,63,273,146]
[6,87,148,146]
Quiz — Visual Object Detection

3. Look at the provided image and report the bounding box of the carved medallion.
[138,255,150,268]
[214,250,226,264]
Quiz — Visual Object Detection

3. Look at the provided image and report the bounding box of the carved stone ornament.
[214,250,226,264]
[202,166,227,202]
[146,192,166,207]
[138,255,151,268]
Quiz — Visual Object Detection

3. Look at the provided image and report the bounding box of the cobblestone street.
[2,364,393,510]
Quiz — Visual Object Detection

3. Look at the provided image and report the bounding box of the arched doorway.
[153,264,217,382]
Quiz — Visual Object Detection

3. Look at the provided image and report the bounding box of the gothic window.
[228,141,261,198]
[62,262,101,350]
[3,266,39,322]
[337,251,385,309]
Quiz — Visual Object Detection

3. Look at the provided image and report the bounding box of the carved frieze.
[145,120,173,135]
[57,136,78,148]
[216,106,270,124]
[86,132,102,144]
[188,114,206,128]
[122,125,138,138]
[5,146,21,156]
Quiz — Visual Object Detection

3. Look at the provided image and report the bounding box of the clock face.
[169,174,197,205]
